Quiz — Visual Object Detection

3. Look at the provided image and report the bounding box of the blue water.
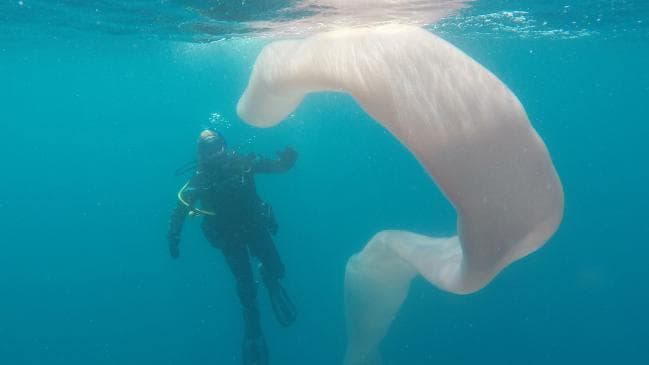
[1,1,648,364]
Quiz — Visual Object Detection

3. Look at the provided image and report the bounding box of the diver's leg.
[220,242,268,365]
[251,230,285,281]
[251,230,297,327]
[220,242,260,337]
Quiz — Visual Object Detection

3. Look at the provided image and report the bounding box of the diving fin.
[259,264,298,327]
[267,281,297,327]
[242,335,268,365]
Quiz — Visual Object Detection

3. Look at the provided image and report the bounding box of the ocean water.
[1,1,648,364]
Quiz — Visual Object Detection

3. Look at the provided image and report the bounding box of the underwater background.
[1,1,648,364]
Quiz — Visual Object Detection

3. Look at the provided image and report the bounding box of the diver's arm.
[167,200,188,258]
[250,146,298,173]
[167,175,200,258]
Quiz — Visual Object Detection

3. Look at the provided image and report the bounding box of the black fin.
[268,283,297,327]
[242,335,268,365]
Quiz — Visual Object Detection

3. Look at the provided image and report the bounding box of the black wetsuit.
[167,150,293,338]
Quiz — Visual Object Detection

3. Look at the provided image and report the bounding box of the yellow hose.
[177,181,216,217]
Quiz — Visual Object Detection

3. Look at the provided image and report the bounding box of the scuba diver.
[167,129,298,365]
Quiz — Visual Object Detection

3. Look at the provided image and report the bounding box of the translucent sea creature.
[237,25,564,364]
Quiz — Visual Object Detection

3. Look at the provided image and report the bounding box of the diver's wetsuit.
[168,150,293,338]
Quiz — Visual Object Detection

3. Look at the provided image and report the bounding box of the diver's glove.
[167,233,180,259]
[276,146,297,169]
